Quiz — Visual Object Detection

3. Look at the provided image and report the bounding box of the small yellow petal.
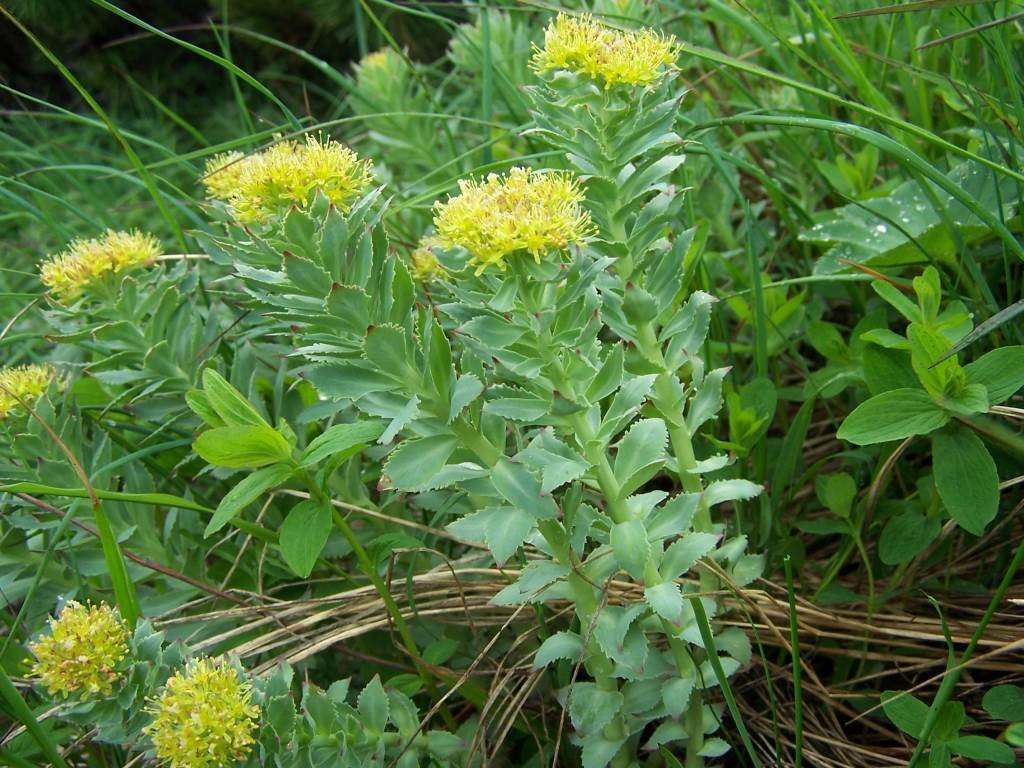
[202,151,249,201]
[409,241,446,282]
[204,135,374,223]
[0,364,55,420]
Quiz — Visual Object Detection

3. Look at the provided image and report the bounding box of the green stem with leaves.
[295,467,458,728]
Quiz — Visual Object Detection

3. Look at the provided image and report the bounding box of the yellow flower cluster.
[0,364,54,419]
[201,151,247,201]
[357,48,404,81]
[40,230,162,300]
[203,135,373,222]
[531,13,678,88]
[145,657,259,768]
[432,167,593,273]
[409,238,445,282]
[29,602,130,698]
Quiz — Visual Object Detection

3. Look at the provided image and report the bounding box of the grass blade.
[0,6,186,249]
[0,667,69,768]
[784,556,804,768]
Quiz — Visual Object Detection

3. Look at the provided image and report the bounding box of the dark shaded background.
[1,0,456,119]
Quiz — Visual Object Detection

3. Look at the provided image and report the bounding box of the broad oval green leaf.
[965,346,1024,405]
[837,388,948,445]
[933,426,999,535]
[299,420,385,467]
[194,425,292,469]
[202,369,269,428]
[279,500,332,578]
[206,463,294,536]
[983,685,1024,722]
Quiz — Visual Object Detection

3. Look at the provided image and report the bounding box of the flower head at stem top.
[40,230,162,301]
[201,151,247,201]
[432,166,593,274]
[0,363,54,420]
[203,134,374,223]
[29,601,130,698]
[356,47,408,87]
[145,656,259,768]
[531,13,678,88]
[408,237,446,282]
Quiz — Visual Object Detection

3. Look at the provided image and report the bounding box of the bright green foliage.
[3,1,1023,766]
[837,267,1020,536]
[883,690,1014,766]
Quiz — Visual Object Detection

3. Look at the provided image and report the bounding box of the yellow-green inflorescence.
[145,657,260,768]
[408,238,446,282]
[40,230,162,301]
[0,364,54,420]
[29,601,130,698]
[203,135,374,223]
[432,166,593,274]
[356,47,407,87]
[531,13,678,88]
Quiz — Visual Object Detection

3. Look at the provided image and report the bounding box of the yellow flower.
[432,167,592,274]
[145,657,259,768]
[206,135,374,222]
[409,239,445,282]
[29,601,130,698]
[40,230,162,300]
[202,151,249,201]
[531,13,678,88]
[358,48,404,80]
[0,364,54,419]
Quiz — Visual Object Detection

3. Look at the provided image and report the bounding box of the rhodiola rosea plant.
[3,13,767,768]
[185,14,763,768]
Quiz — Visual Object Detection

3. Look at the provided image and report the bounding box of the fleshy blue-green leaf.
[383,434,459,491]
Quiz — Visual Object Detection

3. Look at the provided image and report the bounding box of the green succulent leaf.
[613,418,667,497]
[491,458,559,519]
[610,519,649,580]
[534,631,584,669]
[383,434,459,491]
